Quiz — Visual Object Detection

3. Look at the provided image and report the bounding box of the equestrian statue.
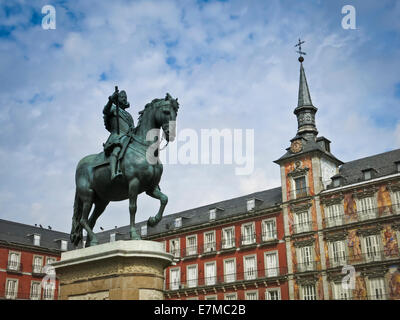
[70,87,179,247]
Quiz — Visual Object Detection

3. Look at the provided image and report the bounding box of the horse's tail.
[70,190,83,247]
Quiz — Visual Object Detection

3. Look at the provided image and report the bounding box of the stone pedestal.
[52,240,173,300]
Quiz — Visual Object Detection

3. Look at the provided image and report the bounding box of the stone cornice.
[295,274,319,285]
[361,266,388,278]
[288,167,309,178]
[356,225,383,237]
[324,230,348,242]
[290,202,312,213]
[387,182,400,192]
[293,237,315,248]
[352,187,377,199]
[320,195,344,206]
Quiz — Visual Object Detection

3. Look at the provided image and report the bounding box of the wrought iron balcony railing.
[326,250,399,269]
[7,261,22,273]
[288,187,311,200]
[292,220,316,234]
[166,266,288,291]
[295,261,321,273]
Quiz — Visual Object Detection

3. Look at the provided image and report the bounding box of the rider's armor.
[103,100,134,180]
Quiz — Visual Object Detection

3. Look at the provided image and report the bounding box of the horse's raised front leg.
[146,185,168,227]
[129,178,141,240]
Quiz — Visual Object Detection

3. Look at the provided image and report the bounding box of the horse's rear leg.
[129,178,141,240]
[88,199,109,231]
[146,185,168,227]
[79,189,97,246]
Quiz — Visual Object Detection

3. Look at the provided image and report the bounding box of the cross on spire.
[295,38,306,62]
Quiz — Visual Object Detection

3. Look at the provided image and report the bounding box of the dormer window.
[332,177,341,188]
[175,217,182,229]
[209,208,216,221]
[61,240,68,251]
[395,161,400,173]
[247,199,255,211]
[141,225,147,236]
[33,234,41,246]
[363,169,372,180]
[110,233,116,242]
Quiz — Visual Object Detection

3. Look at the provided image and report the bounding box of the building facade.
[0,219,71,300]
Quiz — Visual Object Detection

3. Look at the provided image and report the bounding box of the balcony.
[7,261,22,274]
[323,204,400,229]
[261,230,278,243]
[165,266,288,291]
[327,250,398,269]
[240,233,257,247]
[288,187,311,201]
[200,242,217,255]
[295,261,320,273]
[184,245,198,258]
[32,265,45,276]
[220,238,236,251]
[292,221,315,234]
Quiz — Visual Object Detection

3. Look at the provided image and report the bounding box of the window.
[170,268,180,290]
[209,209,216,221]
[294,211,311,233]
[262,219,277,241]
[6,279,18,299]
[332,177,341,188]
[302,284,316,300]
[43,282,55,300]
[247,199,255,211]
[110,233,116,242]
[325,203,343,227]
[8,252,20,271]
[242,222,255,245]
[245,291,258,300]
[333,282,351,300]
[141,225,147,237]
[45,257,56,276]
[265,252,279,277]
[33,256,43,274]
[170,239,180,258]
[61,240,68,251]
[205,262,216,286]
[33,234,41,246]
[186,235,197,256]
[244,255,257,280]
[224,293,237,300]
[224,259,236,283]
[30,281,41,300]
[205,295,217,300]
[222,227,235,249]
[175,217,182,228]
[358,196,376,220]
[396,161,400,173]
[265,288,281,300]
[369,278,386,300]
[204,231,216,253]
[363,170,372,180]
[187,265,197,288]
[364,235,380,262]
[392,190,400,213]
[298,246,314,272]
[294,176,307,198]
[329,241,346,267]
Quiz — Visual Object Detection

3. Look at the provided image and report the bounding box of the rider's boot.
[110,154,122,180]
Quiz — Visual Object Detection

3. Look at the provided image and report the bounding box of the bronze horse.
[70,94,179,247]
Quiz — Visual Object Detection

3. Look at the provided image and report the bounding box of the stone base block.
[52,240,173,300]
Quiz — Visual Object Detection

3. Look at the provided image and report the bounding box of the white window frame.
[325,203,344,227]
[292,175,308,199]
[205,294,217,300]
[294,210,311,233]
[209,208,216,221]
[264,250,279,277]
[301,283,317,300]
[141,225,147,237]
[329,240,347,267]
[32,255,43,274]
[8,251,21,271]
[30,281,42,300]
[368,277,386,300]
[174,217,182,229]
[245,290,258,300]
[43,281,55,300]
[332,281,351,300]
[265,287,281,300]
[224,292,237,300]
[357,196,377,221]
[33,234,41,246]
[186,235,197,256]
[5,278,18,299]
[203,230,216,253]
[391,190,400,214]
[204,261,217,286]
[262,218,277,241]
[224,258,236,283]
[297,245,314,272]
[169,238,180,258]
[247,199,255,211]
[186,264,198,288]
[243,254,257,280]
[170,267,181,290]
[362,234,381,262]
[241,222,256,245]
[222,226,235,249]
[61,240,68,251]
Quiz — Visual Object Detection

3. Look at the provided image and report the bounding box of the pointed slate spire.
[293,56,318,140]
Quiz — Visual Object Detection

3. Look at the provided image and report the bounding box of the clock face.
[291,140,302,153]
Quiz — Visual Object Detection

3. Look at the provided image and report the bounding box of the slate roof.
[94,187,283,243]
[0,219,72,252]
[333,148,400,187]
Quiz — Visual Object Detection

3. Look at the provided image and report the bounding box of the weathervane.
[295,38,306,63]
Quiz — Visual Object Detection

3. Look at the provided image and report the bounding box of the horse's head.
[153,93,179,142]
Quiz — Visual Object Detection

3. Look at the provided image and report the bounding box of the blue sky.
[0,0,399,233]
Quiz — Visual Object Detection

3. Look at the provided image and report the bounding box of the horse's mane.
[133,94,179,134]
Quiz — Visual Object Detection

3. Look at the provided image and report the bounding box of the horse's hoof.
[147,216,160,227]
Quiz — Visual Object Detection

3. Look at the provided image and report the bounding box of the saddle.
[92,135,132,169]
